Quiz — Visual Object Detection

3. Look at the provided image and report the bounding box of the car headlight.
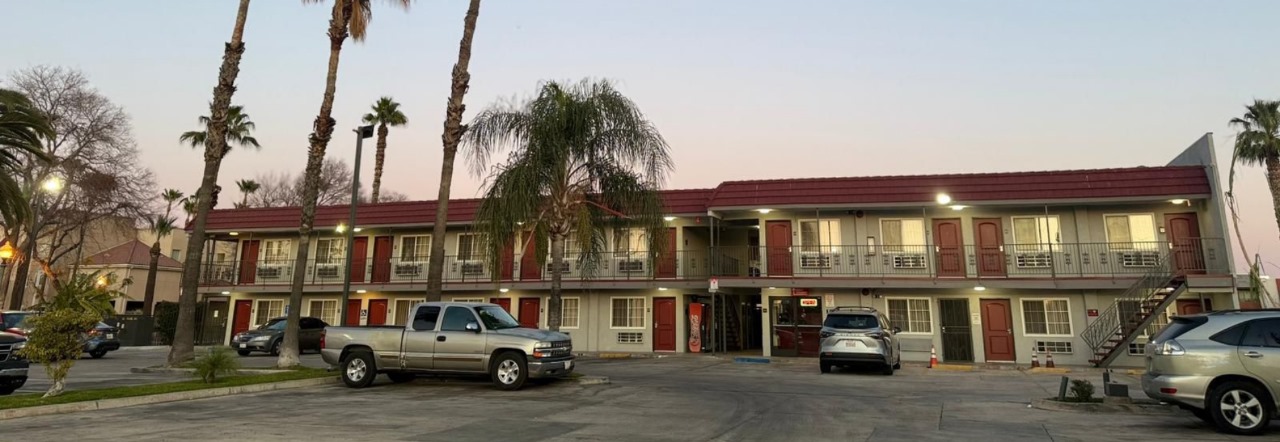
[12,341,25,352]
[251,335,272,342]
[534,341,551,349]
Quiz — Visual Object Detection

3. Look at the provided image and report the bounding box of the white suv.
[818,307,901,375]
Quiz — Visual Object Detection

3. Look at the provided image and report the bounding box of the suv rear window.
[1151,316,1208,341]
[824,314,879,330]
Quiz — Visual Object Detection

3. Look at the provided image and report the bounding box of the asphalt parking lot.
[16,347,328,394]
[5,352,1272,441]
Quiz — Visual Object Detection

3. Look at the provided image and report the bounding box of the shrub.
[1068,379,1096,403]
[154,301,180,344]
[18,309,100,397]
[192,346,240,384]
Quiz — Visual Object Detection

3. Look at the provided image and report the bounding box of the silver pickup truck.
[321,301,574,390]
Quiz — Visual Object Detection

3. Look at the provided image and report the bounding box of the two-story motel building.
[195,135,1240,367]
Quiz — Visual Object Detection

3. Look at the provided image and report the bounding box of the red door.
[490,298,511,313]
[1177,299,1212,315]
[520,233,541,280]
[367,299,388,326]
[653,298,676,352]
[933,218,965,277]
[238,240,260,284]
[656,228,678,278]
[518,298,540,328]
[766,221,793,276]
[974,218,1006,277]
[1163,213,1204,274]
[500,239,515,280]
[346,299,362,326]
[349,237,368,283]
[371,236,393,283]
[231,300,253,336]
[980,299,1016,362]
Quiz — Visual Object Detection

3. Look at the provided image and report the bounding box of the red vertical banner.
[688,303,703,353]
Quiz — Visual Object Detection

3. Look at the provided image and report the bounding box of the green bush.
[17,271,123,397]
[154,301,180,344]
[191,346,240,384]
[1068,379,1096,403]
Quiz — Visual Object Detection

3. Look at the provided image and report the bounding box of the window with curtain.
[308,300,339,325]
[881,219,925,253]
[1104,214,1156,250]
[611,297,645,328]
[254,300,284,326]
[400,236,430,262]
[887,298,932,333]
[262,240,292,265]
[1022,299,1072,335]
[799,220,840,253]
[561,298,580,328]
[457,234,483,261]
[315,238,345,264]
[1011,216,1061,252]
[613,229,647,254]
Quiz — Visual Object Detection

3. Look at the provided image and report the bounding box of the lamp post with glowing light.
[339,125,375,326]
[0,241,15,305]
[6,176,64,310]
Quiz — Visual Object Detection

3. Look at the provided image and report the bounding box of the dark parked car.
[84,322,121,359]
[1,311,34,335]
[231,317,327,356]
[0,332,29,395]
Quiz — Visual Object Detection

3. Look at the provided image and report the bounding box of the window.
[611,297,646,329]
[1011,216,1061,252]
[451,297,483,303]
[262,240,291,265]
[440,306,478,332]
[308,300,338,325]
[823,314,879,330]
[1240,319,1280,348]
[301,318,327,329]
[171,249,182,260]
[216,253,227,263]
[1035,340,1073,354]
[799,219,840,253]
[412,305,441,331]
[561,298,580,329]
[254,300,284,326]
[395,299,426,326]
[617,332,644,344]
[400,236,430,262]
[1104,214,1157,250]
[456,233,483,261]
[314,238,345,264]
[886,298,932,333]
[614,229,647,254]
[1022,299,1072,335]
[880,219,925,253]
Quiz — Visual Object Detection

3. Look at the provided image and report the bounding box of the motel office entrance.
[770,296,823,357]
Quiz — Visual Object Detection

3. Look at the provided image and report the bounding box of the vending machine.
[688,300,711,352]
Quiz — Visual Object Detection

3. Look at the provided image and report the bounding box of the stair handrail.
[1080,251,1176,355]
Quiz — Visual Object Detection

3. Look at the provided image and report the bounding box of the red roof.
[200,166,1210,231]
[82,240,183,268]
[706,166,1210,208]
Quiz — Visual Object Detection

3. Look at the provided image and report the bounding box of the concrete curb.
[0,377,336,421]
[572,376,610,386]
[1029,398,1178,415]
[1027,367,1072,375]
[930,364,975,372]
[130,367,291,375]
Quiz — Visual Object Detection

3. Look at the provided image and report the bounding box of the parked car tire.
[490,351,528,391]
[270,340,282,356]
[881,363,895,376]
[1207,381,1273,435]
[893,362,901,370]
[387,372,415,383]
[89,349,107,359]
[819,361,831,374]
[237,350,251,356]
[341,351,376,389]
[0,378,26,395]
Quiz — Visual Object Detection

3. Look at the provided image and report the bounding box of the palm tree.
[1230,100,1280,234]
[169,0,255,368]
[362,97,408,203]
[179,106,261,157]
[465,80,673,331]
[426,0,481,303]
[0,88,53,228]
[143,189,184,316]
[235,179,260,208]
[281,0,412,369]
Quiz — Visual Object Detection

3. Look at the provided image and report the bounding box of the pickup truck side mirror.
[465,321,481,333]
[892,326,901,334]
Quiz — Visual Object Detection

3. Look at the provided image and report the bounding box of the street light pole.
[339,125,375,326]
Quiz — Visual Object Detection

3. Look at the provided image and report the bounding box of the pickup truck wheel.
[341,351,377,388]
[491,352,528,391]
[89,349,107,359]
[237,350,251,356]
[387,372,415,384]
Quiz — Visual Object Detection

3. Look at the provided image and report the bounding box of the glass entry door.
[770,296,823,357]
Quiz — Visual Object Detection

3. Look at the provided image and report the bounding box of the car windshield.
[3,312,32,329]
[258,319,287,331]
[824,314,879,330]
[475,306,522,330]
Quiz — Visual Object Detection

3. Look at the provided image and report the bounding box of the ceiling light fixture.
[756,209,772,214]
[220,291,230,295]
[499,288,510,293]
[356,289,367,294]
[949,205,968,211]
[974,284,987,291]
[664,216,676,222]
[229,232,239,236]
[1168,199,1188,205]
[936,193,952,205]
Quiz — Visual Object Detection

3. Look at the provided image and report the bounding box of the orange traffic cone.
[1046,349,1056,368]
[928,345,938,368]
[1031,347,1040,368]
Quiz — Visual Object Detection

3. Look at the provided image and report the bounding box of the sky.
[3,0,1280,272]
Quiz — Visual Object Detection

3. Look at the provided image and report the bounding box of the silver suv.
[1142,310,1280,435]
[818,307,900,375]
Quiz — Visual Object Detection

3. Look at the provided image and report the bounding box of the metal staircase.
[1081,256,1187,367]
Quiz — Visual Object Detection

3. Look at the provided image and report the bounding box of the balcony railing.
[199,249,712,287]
[710,238,1228,279]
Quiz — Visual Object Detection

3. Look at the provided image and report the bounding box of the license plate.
[843,341,860,348]
[564,361,573,370]
[239,344,247,349]
[106,334,115,339]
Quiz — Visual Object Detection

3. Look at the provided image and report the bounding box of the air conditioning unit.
[800,252,832,269]
[616,257,646,273]
[460,260,486,276]
[1016,253,1053,268]
[257,266,285,279]
[315,264,341,279]
[395,263,423,277]
[546,261,571,274]
[1121,251,1159,267]
[891,255,927,269]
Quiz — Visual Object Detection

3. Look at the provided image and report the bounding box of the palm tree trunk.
[241,193,249,208]
[370,123,388,203]
[169,0,252,367]
[280,1,349,369]
[426,0,481,302]
[1267,155,1280,238]
[143,241,161,316]
[547,234,564,331]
